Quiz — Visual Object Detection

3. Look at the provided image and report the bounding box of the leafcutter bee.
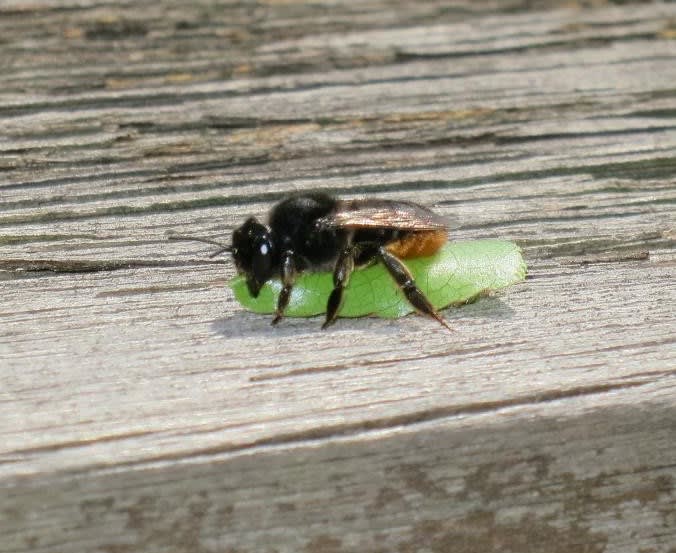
[173,193,452,330]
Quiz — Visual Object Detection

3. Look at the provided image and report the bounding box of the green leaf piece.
[230,240,527,319]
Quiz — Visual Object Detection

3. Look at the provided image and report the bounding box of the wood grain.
[1,1,675,552]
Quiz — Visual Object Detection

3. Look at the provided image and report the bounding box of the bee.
[173,192,452,330]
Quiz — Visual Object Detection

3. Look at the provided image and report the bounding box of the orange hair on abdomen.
[385,230,447,259]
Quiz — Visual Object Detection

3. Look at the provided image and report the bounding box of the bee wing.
[317,200,448,231]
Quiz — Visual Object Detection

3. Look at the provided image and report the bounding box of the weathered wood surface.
[1,1,675,552]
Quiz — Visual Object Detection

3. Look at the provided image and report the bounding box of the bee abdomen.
[385,230,447,259]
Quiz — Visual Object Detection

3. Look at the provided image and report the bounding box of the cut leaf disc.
[230,239,526,319]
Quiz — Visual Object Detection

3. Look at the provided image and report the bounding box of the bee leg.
[272,250,296,325]
[378,247,453,332]
[322,246,356,330]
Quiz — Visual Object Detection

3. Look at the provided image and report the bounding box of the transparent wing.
[317,199,448,231]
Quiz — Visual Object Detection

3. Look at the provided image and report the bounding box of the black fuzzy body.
[267,193,432,270]
[268,193,347,271]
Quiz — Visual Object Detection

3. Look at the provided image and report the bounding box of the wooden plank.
[1,1,675,552]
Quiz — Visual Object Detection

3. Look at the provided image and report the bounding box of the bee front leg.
[322,246,356,330]
[378,247,453,332]
[272,250,296,325]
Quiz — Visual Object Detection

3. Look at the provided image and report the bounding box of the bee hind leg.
[378,247,452,332]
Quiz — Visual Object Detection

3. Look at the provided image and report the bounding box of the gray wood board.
[1,1,675,552]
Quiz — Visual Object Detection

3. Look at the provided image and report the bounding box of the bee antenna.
[166,231,232,257]
[207,246,231,258]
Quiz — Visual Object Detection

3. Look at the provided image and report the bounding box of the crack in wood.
[11,379,652,478]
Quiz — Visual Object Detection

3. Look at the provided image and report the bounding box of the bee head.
[231,217,276,297]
